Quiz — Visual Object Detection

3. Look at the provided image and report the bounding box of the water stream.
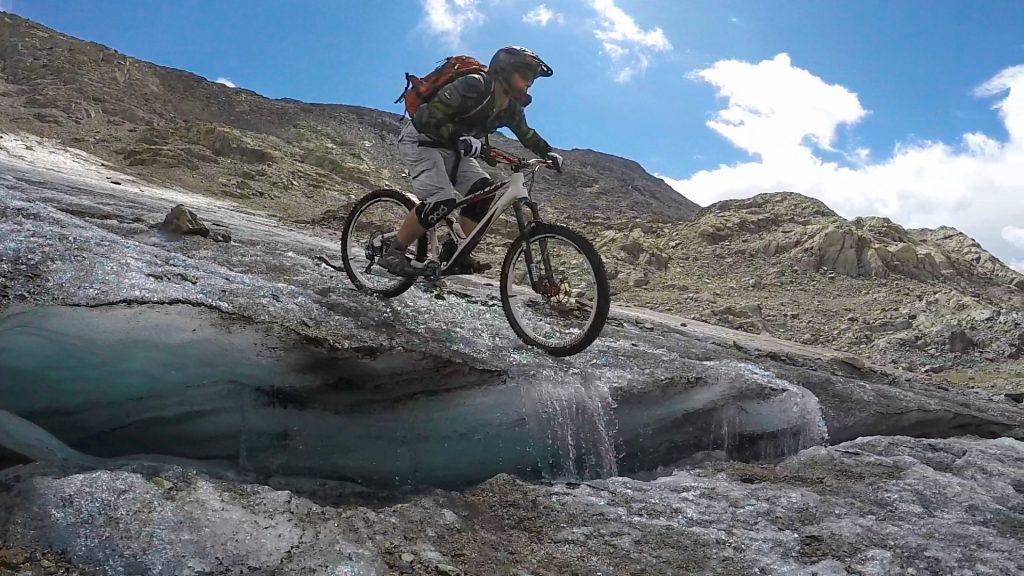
[0,304,827,488]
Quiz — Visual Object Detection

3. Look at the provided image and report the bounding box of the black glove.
[546,152,564,173]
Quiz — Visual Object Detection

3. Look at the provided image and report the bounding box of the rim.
[345,196,414,293]
[505,233,600,350]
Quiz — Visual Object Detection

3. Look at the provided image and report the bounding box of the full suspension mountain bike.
[340,146,609,357]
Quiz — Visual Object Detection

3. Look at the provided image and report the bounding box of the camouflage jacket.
[411,73,552,157]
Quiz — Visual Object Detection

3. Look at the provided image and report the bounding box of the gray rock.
[629,271,649,288]
[1010,332,1024,360]
[2,436,1021,575]
[893,318,913,330]
[618,240,643,259]
[2,142,1024,575]
[832,353,866,370]
[158,204,231,242]
[948,329,976,354]
[1,470,387,575]
[159,203,207,236]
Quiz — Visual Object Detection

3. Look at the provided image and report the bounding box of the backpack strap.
[394,74,414,105]
[454,74,494,122]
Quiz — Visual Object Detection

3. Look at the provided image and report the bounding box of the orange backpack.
[395,56,488,118]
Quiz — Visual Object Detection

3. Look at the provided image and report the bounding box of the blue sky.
[4,0,1024,270]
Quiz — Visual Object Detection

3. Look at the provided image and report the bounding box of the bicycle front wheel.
[500,223,610,356]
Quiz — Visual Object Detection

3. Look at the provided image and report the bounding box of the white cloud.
[589,0,671,83]
[421,0,484,47]
[1003,226,1024,249]
[214,77,236,88]
[1011,260,1024,273]
[523,5,564,27]
[662,57,1024,268]
[691,54,866,161]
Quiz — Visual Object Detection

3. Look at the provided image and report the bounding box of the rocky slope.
[2,10,1023,391]
[0,12,699,224]
[2,435,1022,575]
[589,192,1024,387]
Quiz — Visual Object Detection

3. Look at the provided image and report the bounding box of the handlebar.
[480,145,558,173]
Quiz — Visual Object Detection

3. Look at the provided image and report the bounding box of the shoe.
[379,246,423,278]
[440,237,492,274]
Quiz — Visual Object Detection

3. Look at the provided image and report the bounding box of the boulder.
[159,204,208,236]
[947,328,976,354]
[158,204,231,243]
[629,270,649,288]
[618,240,644,259]
[1009,332,1024,360]
[815,226,862,276]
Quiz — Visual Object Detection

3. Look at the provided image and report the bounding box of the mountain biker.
[381,46,564,277]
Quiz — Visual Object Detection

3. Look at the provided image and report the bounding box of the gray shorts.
[398,120,489,203]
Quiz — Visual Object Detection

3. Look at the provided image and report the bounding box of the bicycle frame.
[425,155,555,292]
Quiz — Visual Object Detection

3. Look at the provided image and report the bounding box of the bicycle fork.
[513,200,559,298]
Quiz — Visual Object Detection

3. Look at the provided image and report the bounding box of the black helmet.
[489,46,553,104]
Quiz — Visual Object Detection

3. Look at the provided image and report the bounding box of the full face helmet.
[488,46,553,105]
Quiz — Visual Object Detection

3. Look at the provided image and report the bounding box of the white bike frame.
[426,159,547,275]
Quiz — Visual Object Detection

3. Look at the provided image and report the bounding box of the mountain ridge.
[0,12,699,223]
[1,11,1022,386]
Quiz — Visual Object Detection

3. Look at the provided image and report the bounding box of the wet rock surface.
[1,140,1023,573]
[1,436,1021,575]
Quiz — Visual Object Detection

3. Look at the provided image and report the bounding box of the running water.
[704,360,830,460]
[518,366,618,481]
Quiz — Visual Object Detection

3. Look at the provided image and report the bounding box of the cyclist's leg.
[443,161,494,273]
[453,159,493,235]
[386,125,459,275]
[396,124,460,240]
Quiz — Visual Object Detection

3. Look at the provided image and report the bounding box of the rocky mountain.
[2,12,1024,574]
[592,192,1024,383]
[2,10,1023,388]
[0,12,699,223]
[691,192,1022,286]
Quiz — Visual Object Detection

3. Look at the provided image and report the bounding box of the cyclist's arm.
[412,74,490,145]
[505,106,552,158]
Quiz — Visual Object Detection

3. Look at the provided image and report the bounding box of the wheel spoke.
[342,193,420,296]
[503,230,606,353]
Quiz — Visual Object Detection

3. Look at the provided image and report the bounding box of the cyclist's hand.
[459,136,483,158]
[546,152,564,173]
[479,145,498,167]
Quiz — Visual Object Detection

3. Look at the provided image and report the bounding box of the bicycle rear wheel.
[340,189,427,298]
[500,223,610,356]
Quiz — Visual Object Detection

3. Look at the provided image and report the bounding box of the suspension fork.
[513,200,556,295]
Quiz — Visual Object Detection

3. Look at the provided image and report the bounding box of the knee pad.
[460,177,494,223]
[415,197,456,228]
